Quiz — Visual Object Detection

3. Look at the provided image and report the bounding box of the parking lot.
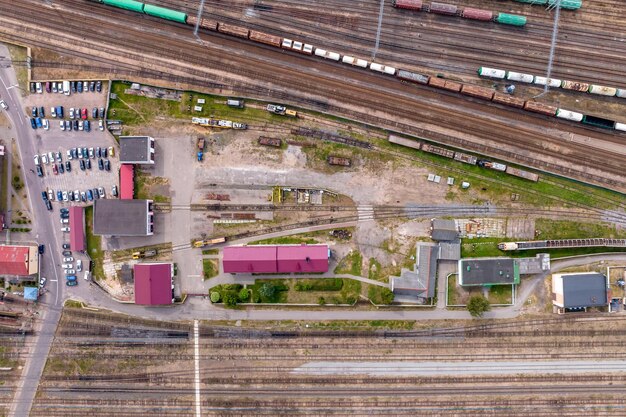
[23,80,119,282]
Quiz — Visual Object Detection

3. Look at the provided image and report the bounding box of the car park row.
[34,145,114,178]
[29,80,102,95]
[31,105,106,131]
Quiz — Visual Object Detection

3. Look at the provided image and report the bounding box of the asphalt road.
[0,45,64,417]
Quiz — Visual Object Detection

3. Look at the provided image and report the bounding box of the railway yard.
[0,0,626,415]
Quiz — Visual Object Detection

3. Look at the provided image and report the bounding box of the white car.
[98,187,105,198]
[33,154,40,165]
[60,120,65,131]
[61,227,70,232]
[69,108,75,119]
[63,257,73,262]
[51,107,56,118]
[98,119,104,131]
[48,151,54,162]
[0,100,7,110]
[62,191,69,202]
[39,277,47,287]
[60,218,69,224]
[66,149,72,159]
[65,269,76,275]
[47,189,54,201]
[61,263,73,269]
[78,121,84,131]
[74,189,80,200]
[43,119,49,130]
[56,152,62,163]
[77,260,83,272]
[108,146,114,157]
[41,154,48,164]
[36,82,43,93]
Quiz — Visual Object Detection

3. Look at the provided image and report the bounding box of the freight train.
[507,0,582,10]
[478,67,626,132]
[388,134,540,182]
[392,0,527,26]
[92,0,618,134]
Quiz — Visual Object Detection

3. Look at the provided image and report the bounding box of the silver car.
[63,257,74,262]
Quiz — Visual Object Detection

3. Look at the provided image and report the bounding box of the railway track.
[1,0,625,192]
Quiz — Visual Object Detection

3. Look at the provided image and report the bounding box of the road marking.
[0,76,6,88]
[6,84,17,90]
[50,279,58,282]
[194,320,201,417]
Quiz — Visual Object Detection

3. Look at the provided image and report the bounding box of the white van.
[63,80,70,96]
[83,271,90,281]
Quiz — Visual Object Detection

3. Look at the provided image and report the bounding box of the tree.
[238,288,250,302]
[258,283,276,301]
[467,295,491,318]
[209,292,221,303]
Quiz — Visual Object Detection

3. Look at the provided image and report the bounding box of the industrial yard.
[0,0,626,415]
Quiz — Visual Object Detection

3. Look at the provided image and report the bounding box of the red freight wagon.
[392,0,423,10]
[461,7,493,21]
[523,101,557,116]
[492,93,525,109]
[249,31,282,47]
[460,84,495,100]
[429,2,458,15]
[217,23,250,39]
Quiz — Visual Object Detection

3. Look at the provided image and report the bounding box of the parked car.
[92,107,98,118]
[62,250,72,256]
[89,81,95,92]
[65,269,76,275]
[52,164,58,175]
[111,185,118,197]
[42,119,49,130]
[71,81,76,93]
[61,227,70,232]
[0,100,7,111]
[52,83,57,93]
[36,82,43,93]
[98,158,104,170]
[47,189,54,200]
[56,152,62,162]
[96,81,102,92]
[73,120,78,131]
[31,107,37,118]
[30,118,36,129]
[33,154,40,165]
[77,81,83,93]
[62,191,68,202]
[79,159,85,171]
[48,152,54,162]
[98,187,105,198]
[59,120,65,131]
[77,260,83,272]
[99,119,104,131]
[61,263,72,269]
[84,120,90,132]
[81,192,86,202]
[36,165,43,177]
[45,200,52,211]
[41,191,48,201]
[86,159,92,170]
[102,147,108,158]
[67,191,73,201]
[99,107,105,118]
[57,190,63,200]
[39,106,45,117]
[81,108,87,120]
[39,277,47,287]
[58,163,64,174]
[44,82,50,93]
[78,121,84,131]
[56,106,63,118]
[82,147,88,159]
[96,147,101,158]
[65,161,71,172]
[72,148,79,159]
[60,218,69,224]
[92,188,100,199]
[104,160,110,171]
[41,154,48,164]
[65,120,72,131]
[62,243,70,249]
[60,208,69,214]
[38,244,45,255]
[35,117,42,128]
[60,212,69,219]
[66,280,78,286]
[88,148,94,158]
[63,257,73,262]
[69,108,75,119]
[86,189,93,201]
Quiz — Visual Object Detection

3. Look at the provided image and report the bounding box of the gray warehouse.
[93,199,154,236]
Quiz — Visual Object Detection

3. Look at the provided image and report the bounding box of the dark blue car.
[57,190,63,200]
[30,118,37,129]
[87,189,93,201]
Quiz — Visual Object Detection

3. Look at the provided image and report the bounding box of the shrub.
[223,294,238,307]
[238,288,250,302]
[318,297,326,305]
[209,292,220,303]
[259,283,276,301]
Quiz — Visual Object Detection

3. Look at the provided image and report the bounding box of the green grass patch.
[367,320,415,330]
[534,219,626,239]
[202,249,219,255]
[0,156,8,213]
[6,44,28,95]
[250,235,319,245]
[63,300,83,308]
[294,278,343,291]
[368,258,384,281]
[202,259,219,280]
[334,251,363,276]
[133,169,170,202]
[248,279,289,303]
[367,285,394,305]
[447,274,462,305]
[84,206,104,281]
[487,285,513,304]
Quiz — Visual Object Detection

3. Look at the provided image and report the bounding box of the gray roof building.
[438,241,461,261]
[458,257,520,286]
[93,199,154,236]
[430,219,459,241]
[120,136,155,164]
[552,272,608,310]
[391,243,437,299]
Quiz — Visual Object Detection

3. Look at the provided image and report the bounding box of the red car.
[81,108,88,120]
[52,164,58,175]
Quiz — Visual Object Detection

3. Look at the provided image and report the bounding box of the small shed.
[24,287,38,301]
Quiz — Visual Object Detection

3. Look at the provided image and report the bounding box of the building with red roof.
[134,263,174,305]
[0,245,38,276]
[119,164,134,200]
[277,245,329,273]
[69,206,85,252]
[222,245,329,274]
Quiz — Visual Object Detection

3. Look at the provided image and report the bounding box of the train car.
[258,136,282,147]
[616,89,626,98]
[370,63,396,75]
[396,69,430,84]
[561,80,590,92]
[492,92,525,108]
[342,56,369,68]
[427,76,446,89]
[506,71,534,83]
[300,44,314,55]
[505,166,539,182]
[282,38,293,49]
[291,41,304,52]
[498,242,519,251]
[442,80,462,92]
[548,0,582,10]
[478,159,507,172]
[143,4,187,23]
[218,23,250,39]
[249,30,282,47]
[555,109,583,122]
[533,76,561,88]
[314,48,341,61]
[193,237,226,248]
[581,115,616,129]
[327,156,352,167]
[453,152,477,165]
[477,67,506,79]
[495,13,527,26]
[392,0,423,10]
[422,143,455,159]
[460,84,495,100]
[523,101,557,116]
[186,15,218,31]
[461,7,493,21]
[102,0,144,13]
[615,122,626,132]
[588,85,617,96]
[429,2,458,15]
[388,134,422,150]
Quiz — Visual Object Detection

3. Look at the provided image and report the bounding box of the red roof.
[0,246,30,276]
[134,263,173,305]
[69,206,85,252]
[223,245,329,274]
[277,245,328,273]
[223,246,277,273]
[120,164,134,200]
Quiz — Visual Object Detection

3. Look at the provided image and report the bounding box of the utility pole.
[193,0,207,39]
[372,0,385,61]
[542,0,562,95]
